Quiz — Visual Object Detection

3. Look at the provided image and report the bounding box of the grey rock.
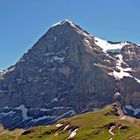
[0,20,140,129]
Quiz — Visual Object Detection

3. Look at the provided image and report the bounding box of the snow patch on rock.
[0,111,15,116]
[108,54,132,79]
[123,105,140,116]
[68,128,78,139]
[31,115,56,123]
[56,123,63,128]
[51,98,58,102]
[54,110,76,121]
[94,37,130,52]
[16,105,29,121]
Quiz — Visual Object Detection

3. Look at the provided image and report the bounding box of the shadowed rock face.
[0,20,140,129]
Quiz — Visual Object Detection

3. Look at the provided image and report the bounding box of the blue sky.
[0,0,140,70]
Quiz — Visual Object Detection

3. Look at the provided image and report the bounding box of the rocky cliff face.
[0,20,140,129]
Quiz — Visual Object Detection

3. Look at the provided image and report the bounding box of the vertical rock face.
[0,20,140,129]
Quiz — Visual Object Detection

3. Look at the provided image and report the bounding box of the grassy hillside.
[0,103,140,140]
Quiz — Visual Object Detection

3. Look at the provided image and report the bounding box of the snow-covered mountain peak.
[51,19,90,37]
[52,19,75,27]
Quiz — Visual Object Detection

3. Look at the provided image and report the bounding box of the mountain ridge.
[0,20,140,130]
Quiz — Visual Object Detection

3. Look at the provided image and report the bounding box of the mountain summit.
[0,20,140,129]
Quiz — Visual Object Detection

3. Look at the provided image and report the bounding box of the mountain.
[0,20,140,129]
[0,103,140,140]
